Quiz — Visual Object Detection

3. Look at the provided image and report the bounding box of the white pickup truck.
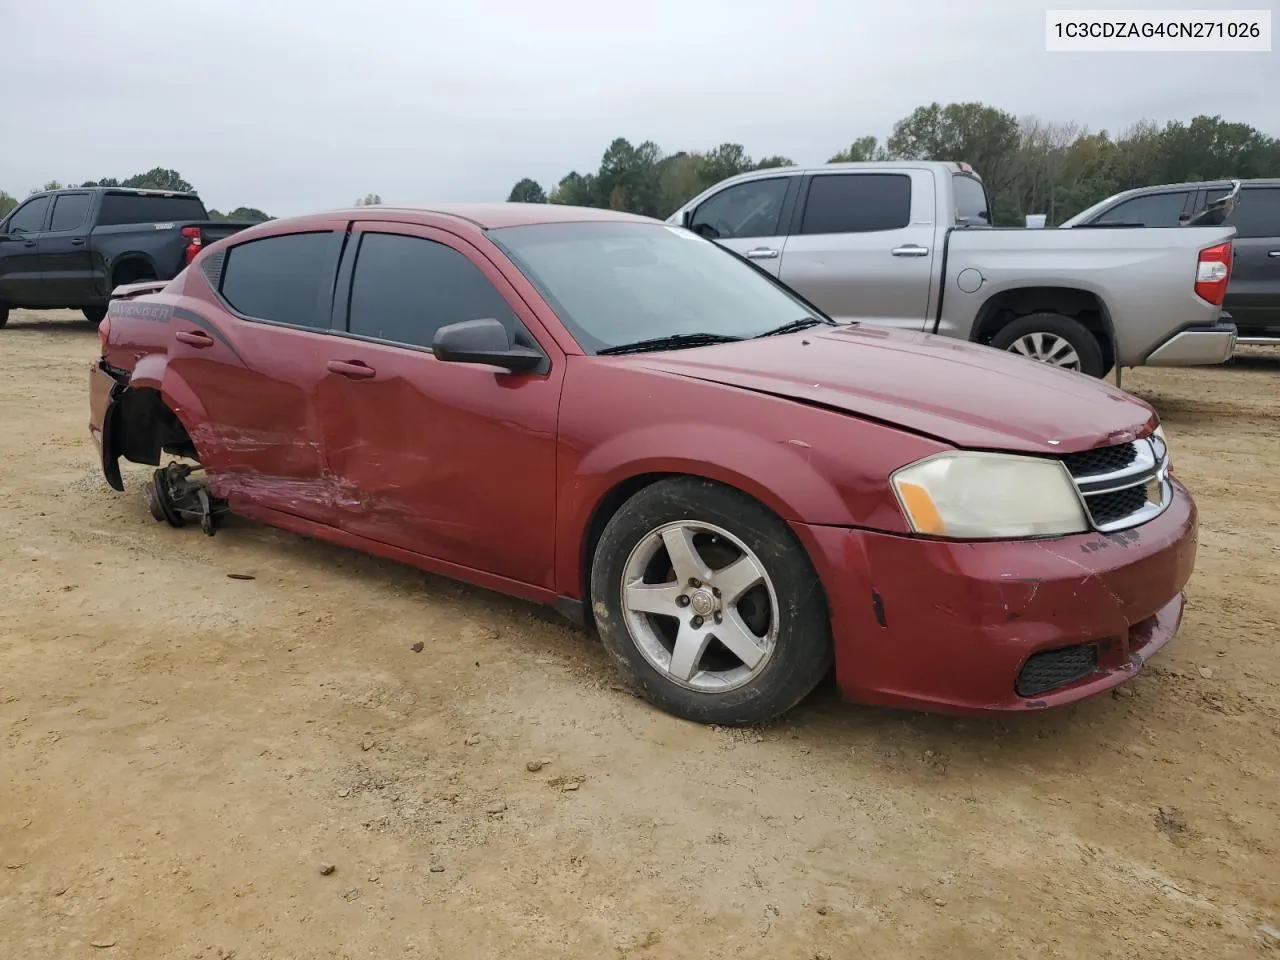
[666,161,1238,381]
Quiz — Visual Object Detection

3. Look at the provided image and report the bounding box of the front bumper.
[1143,321,1236,366]
[794,479,1198,714]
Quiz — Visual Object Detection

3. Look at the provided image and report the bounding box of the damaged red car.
[89,204,1197,725]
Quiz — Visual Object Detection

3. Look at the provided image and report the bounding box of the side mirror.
[680,209,693,228]
[432,318,543,373]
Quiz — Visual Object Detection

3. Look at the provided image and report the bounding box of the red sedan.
[89,204,1197,725]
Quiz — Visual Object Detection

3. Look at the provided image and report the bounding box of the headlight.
[891,452,1089,540]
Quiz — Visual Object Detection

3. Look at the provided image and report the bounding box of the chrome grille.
[1060,435,1171,532]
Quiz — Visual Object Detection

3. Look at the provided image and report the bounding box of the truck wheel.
[83,306,107,324]
[0,306,8,329]
[989,313,1105,378]
[589,477,833,726]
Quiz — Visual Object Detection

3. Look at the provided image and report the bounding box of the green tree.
[506,178,548,203]
[656,152,707,217]
[121,167,194,192]
[828,136,886,162]
[226,206,271,221]
[356,193,383,206]
[0,191,17,219]
[80,177,120,188]
[547,171,598,206]
[753,155,795,170]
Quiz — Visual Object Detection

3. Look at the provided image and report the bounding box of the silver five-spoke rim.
[620,521,779,693]
[1009,332,1081,369]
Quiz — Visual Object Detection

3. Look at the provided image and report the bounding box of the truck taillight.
[98,313,111,350]
[1194,242,1232,306]
[182,225,202,265]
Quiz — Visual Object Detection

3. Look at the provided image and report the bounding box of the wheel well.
[111,257,158,289]
[579,472,675,614]
[111,387,199,467]
[577,471,816,618]
[972,287,1115,372]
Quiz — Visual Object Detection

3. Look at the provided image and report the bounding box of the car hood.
[623,325,1157,453]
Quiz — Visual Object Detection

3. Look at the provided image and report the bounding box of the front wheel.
[989,312,1106,378]
[83,305,107,324]
[0,305,9,329]
[589,477,833,726]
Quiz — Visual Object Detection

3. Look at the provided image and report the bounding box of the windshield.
[488,221,825,354]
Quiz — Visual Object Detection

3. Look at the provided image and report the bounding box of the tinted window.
[690,178,789,240]
[7,196,49,233]
[220,232,340,328]
[346,233,519,348]
[49,193,91,231]
[1220,187,1280,239]
[953,175,991,225]
[1094,191,1191,227]
[800,174,911,234]
[492,221,820,354]
[98,193,208,225]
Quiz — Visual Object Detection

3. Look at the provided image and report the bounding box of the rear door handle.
[1268,250,1280,258]
[175,330,215,348]
[70,238,85,246]
[22,239,35,248]
[891,244,930,257]
[327,359,376,380]
[744,247,779,260]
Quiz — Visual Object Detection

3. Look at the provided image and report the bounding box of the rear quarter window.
[219,231,342,329]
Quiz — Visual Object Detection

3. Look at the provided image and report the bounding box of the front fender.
[553,405,945,600]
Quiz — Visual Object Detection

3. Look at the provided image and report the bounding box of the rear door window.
[1093,191,1192,227]
[49,193,91,232]
[345,232,520,348]
[219,231,342,329]
[1215,186,1280,239]
[6,196,50,234]
[97,193,209,225]
[799,174,911,234]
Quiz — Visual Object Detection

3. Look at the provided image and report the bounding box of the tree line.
[0,167,273,223]
[506,102,1280,225]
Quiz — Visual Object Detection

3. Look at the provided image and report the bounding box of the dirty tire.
[989,312,1106,378]
[83,306,107,324]
[590,477,832,726]
[0,305,8,329]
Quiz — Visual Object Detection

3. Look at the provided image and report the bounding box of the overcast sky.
[0,0,1274,216]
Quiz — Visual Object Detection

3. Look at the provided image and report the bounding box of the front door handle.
[70,238,85,246]
[327,359,377,380]
[891,244,930,257]
[175,330,215,348]
[744,247,779,260]
[22,239,35,248]
[1268,250,1280,258]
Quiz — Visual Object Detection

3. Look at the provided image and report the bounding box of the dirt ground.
[1,309,1277,960]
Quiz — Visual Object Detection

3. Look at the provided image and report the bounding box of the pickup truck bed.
[0,187,256,328]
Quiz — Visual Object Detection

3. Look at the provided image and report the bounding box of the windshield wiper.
[753,316,836,338]
[597,332,745,356]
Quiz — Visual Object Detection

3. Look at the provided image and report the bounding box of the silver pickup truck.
[666,161,1238,381]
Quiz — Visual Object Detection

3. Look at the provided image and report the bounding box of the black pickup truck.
[0,187,256,328]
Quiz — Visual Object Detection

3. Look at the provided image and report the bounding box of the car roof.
[308,203,658,230]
